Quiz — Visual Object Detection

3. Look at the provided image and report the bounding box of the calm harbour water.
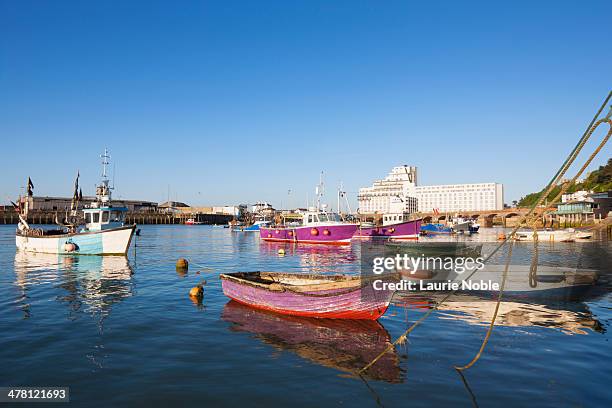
[1,224,611,407]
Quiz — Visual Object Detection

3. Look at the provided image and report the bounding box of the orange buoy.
[288,231,293,236]
[275,230,280,234]
[323,229,330,236]
[64,242,77,252]
[278,248,285,256]
[176,258,189,271]
[311,228,319,236]
[189,285,203,298]
[268,233,272,238]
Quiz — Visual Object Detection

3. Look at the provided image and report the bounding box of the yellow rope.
[455,239,514,371]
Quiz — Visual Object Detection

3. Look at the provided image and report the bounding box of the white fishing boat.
[15,149,136,255]
[514,229,575,242]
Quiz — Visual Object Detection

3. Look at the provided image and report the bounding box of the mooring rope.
[359,91,612,374]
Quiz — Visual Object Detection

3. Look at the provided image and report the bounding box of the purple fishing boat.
[219,272,396,320]
[354,218,422,240]
[222,301,402,383]
[260,209,358,245]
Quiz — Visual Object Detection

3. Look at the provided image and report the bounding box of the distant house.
[590,191,612,219]
[554,190,612,223]
[561,190,593,203]
[158,201,190,214]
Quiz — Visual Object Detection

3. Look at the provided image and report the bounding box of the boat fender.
[64,242,77,252]
[275,230,280,234]
[311,228,319,236]
[267,233,272,238]
[176,258,189,271]
[323,229,330,236]
[497,233,507,241]
[389,228,395,234]
[288,231,294,236]
[278,248,285,256]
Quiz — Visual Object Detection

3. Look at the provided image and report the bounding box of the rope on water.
[455,239,513,371]
[359,91,612,375]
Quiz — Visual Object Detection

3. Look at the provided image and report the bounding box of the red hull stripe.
[227,296,388,320]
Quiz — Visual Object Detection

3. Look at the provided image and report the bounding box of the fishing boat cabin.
[82,181,127,232]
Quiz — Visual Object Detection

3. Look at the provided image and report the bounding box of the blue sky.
[1,0,611,208]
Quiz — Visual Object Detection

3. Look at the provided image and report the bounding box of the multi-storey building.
[358,165,504,214]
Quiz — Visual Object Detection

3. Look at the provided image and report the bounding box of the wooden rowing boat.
[219,272,396,320]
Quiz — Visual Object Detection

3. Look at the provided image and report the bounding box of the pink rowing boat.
[220,272,396,320]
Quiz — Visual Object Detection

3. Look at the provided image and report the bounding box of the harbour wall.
[0,211,233,225]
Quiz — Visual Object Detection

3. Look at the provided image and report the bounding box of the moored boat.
[219,272,396,320]
[232,216,271,232]
[420,223,452,234]
[185,218,203,225]
[15,149,136,255]
[354,218,422,240]
[260,209,358,245]
[514,229,576,242]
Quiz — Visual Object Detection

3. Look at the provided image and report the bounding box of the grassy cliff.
[517,158,612,207]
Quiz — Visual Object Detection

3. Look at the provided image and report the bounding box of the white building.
[561,190,593,203]
[415,183,504,212]
[358,166,418,214]
[358,166,504,214]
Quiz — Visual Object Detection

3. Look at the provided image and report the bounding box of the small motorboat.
[185,218,203,225]
[514,229,575,242]
[420,223,452,234]
[232,217,271,232]
[450,217,478,233]
[219,272,396,320]
[567,228,593,240]
[575,231,593,240]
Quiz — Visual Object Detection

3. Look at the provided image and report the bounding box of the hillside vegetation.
[517,158,612,207]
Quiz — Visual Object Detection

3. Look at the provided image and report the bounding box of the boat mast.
[96,148,113,205]
[337,181,343,214]
[315,171,324,211]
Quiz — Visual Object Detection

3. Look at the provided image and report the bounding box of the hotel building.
[358,165,504,214]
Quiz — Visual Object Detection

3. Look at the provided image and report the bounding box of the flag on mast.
[27,177,34,196]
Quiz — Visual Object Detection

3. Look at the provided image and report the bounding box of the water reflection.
[393,264,605,335]
[222,300,403,383]
[13,251,133,320]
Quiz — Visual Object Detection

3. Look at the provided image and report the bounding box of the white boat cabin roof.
[82,206,128,231]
